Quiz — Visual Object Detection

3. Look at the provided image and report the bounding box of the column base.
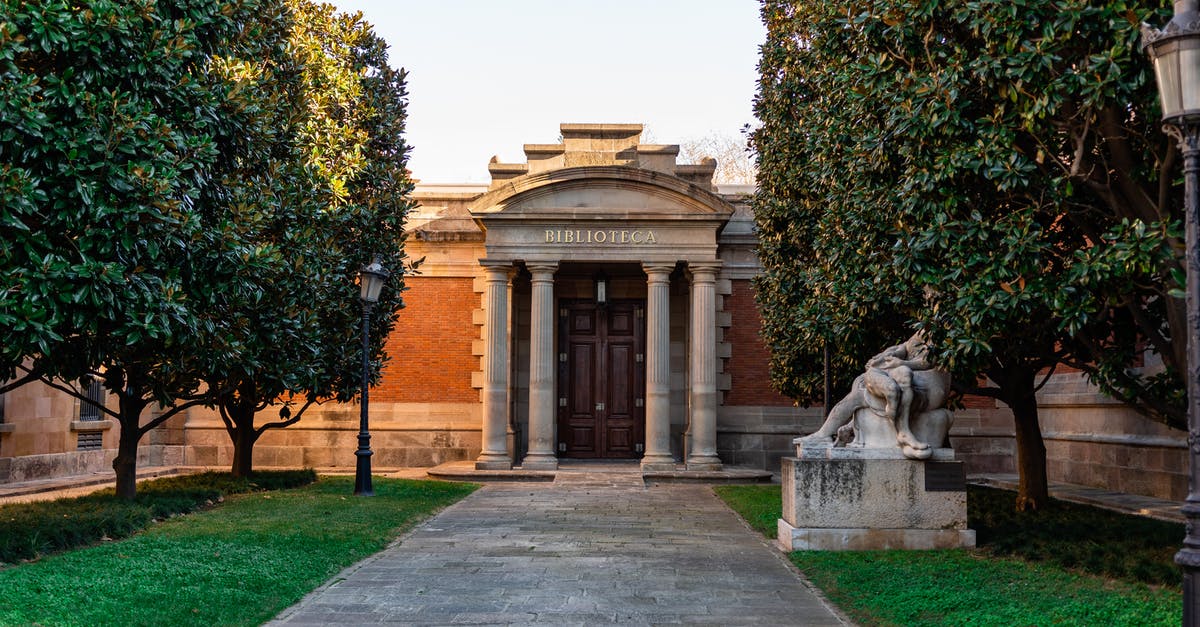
[640,455,677,471]
[475,454,513,470]
[520,454,559,470]
[686,455,723,471]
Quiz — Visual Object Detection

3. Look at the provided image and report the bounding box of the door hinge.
[560,308,568,317]
[635,443,644,453]
[635,353,644,363]
[559,397,567,407]
[558,442,567,452]
[635,398,644,408]
[595,402,605,411]
[559,352,567,362]
[635,307,644,318]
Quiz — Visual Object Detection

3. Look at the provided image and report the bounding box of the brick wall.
[374,276,478,403]
[723,279,794,407]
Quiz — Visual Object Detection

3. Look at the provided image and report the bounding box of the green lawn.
[714,484,1181,626]
[0,476,477,626]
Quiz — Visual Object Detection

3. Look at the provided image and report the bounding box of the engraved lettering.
[540,228,659,245]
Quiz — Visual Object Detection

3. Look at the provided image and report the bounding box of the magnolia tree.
[0,0,416,495]
[210,2,417,476]
[752,0,1183,509]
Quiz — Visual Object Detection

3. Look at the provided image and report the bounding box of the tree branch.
[255,398,315,436]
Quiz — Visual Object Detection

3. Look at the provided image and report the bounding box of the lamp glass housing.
[1150,36,1200,123]
[594,272,608,304]
[359,257,389,304]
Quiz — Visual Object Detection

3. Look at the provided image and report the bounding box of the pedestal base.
[777,519,976,551]
[640,456,677,471]
[778,453,973,551]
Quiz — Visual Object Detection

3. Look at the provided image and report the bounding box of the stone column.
[642,263,676,471]
[522,262,559,469]
[687,261,723,470]
[476,259,513,470]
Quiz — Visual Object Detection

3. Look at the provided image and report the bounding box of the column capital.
[688,260,723,281]
[525,261,559,277]
[642,262,677,278]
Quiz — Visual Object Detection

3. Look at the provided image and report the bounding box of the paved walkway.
[269,471,848,626]
[971,473,1184,523]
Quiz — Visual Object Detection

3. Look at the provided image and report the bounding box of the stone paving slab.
[270,477,848,626]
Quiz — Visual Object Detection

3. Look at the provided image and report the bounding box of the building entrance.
[557,299,646,458]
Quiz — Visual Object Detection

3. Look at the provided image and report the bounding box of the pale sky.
[328,1,765,184]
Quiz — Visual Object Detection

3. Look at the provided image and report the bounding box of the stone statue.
[797,332,953,460]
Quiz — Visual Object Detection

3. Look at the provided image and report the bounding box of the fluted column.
[687,260,723,470]
[476,259,514,470]
[642,263,676,470]
[522,262,559,469]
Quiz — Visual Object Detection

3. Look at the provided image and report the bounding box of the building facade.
[0,124,1187,499]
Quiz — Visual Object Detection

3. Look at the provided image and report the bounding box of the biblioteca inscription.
[544,229,657,244]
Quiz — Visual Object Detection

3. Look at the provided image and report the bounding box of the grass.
[0,476,477,626]
[714,483,1182,626]
[0,470,317,564]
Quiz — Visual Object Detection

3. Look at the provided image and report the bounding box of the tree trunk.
[113,393,148,501]
[1000,365,1050,511]
[229,404,259,478]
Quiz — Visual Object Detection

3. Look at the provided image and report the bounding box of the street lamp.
[1143,2,1200,622]
[354,255,389,497]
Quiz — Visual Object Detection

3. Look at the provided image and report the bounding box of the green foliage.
[207,2,417,473]
[0,0,417,487]
[0,477,477,626]
[0,470,315,564]
[970,485,1180,586]
[713,485,781,537]
[715,484,1182,624]
[792,550,1178,626]
[752,0,1185,427]
[716,483,1181,587]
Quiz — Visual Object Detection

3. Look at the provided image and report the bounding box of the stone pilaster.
[642,263,676,470]
[522,262,559,469]
[687,260,723,470]
[476,259,514,470]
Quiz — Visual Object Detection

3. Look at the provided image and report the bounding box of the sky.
[328,1,766,184]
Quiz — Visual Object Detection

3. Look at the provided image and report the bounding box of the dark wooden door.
[557,299,645,458]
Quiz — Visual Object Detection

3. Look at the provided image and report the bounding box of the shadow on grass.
[714,483,1182,626]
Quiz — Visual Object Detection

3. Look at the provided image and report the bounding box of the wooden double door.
[557,299,646,459]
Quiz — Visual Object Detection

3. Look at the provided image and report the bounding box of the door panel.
[557,299,645,459]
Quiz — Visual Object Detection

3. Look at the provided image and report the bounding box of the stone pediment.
[468,166,735,223]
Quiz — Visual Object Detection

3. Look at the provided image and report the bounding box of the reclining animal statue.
[796,332,953,460]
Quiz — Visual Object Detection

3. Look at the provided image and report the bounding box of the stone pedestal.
[777,446,975,551]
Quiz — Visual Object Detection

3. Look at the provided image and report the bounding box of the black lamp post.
[354,255,389,497]
[1143,2,1200,622]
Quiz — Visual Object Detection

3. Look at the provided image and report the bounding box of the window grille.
[80,378,105,422]
[77,431,103,450]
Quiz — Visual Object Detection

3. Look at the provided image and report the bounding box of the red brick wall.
[374,276,478,403]
[723,279,795,407]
